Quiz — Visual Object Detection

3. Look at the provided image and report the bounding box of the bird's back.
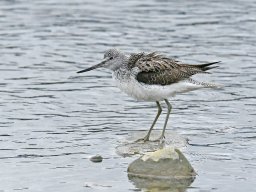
[128,52,219,86]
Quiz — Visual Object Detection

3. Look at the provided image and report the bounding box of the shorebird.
[77,49,220,142]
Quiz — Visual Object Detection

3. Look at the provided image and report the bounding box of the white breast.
[113,68,205,102]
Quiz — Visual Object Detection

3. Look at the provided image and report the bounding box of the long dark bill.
[77,58,109,73]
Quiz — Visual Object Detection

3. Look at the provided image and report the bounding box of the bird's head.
[77,49,126,73]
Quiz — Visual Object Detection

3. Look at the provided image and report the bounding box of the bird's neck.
[112,56,129,72]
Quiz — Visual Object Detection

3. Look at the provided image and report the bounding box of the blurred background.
[0,0,255,191]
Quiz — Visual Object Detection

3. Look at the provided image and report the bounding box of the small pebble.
[90,155,103,163]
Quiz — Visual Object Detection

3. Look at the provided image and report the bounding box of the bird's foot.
[135,135,150,143]
[152,135,165,144]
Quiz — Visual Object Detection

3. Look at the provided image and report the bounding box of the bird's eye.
[109,57,113,60]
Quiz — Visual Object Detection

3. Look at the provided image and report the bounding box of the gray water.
[1,0,256,191]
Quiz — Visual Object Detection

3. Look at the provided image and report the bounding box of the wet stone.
[90,155,103,163]
[116,131,188,157]
[128,146,195,178]
[127,146,196,190]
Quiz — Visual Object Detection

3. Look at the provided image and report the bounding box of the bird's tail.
[195,61,221,71]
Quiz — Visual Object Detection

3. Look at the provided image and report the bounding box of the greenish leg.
[157,99,172,141]
[136,101,162,142]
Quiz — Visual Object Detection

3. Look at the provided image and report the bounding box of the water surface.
[0,0,255,191]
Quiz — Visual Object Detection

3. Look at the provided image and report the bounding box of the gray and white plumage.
[81,48,219,101]
[77,48,220,141]
[129,52,219,85]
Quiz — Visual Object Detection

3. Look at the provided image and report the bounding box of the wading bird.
[77,49,219,142]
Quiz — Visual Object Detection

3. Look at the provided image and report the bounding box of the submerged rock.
[116,131,188,157]
[90,155,103,163]
[128,146,196,191]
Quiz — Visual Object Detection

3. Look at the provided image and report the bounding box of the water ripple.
[0,0,255,191]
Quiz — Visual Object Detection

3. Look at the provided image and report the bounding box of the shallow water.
[0,0,256,191]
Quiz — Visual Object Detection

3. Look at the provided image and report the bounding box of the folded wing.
[128,52,219,85]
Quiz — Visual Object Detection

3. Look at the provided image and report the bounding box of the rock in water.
[116,131,188,157]
[90,155,103,163]
[127,146,196,191]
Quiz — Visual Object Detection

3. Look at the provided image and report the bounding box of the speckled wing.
[128,52,219,85]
